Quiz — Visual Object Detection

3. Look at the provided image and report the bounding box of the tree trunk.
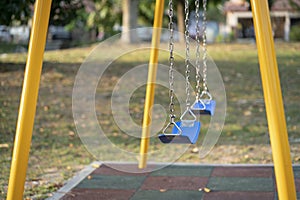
[177,0,185,43]
[121,0,139,43]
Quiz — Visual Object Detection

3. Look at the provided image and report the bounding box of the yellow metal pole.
[139,0,165,168]
[6,1,52,199]
[250,1,296,199]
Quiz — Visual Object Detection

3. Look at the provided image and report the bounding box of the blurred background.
[0,0,300,51]
[1,0,300,199]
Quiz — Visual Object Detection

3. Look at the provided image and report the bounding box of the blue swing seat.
[192,100,216,116]
[158,121,201,144]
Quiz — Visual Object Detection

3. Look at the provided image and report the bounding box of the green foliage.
[85,0,121,36]
[0,0,121,39]
[0,0,34,25]
[206,2,225,22]
[49,0,84,26]
[290,25,300,41]
[215,32,235,43]
[65,9,89,31]
[138,2,156,26]
[0,0,83,26]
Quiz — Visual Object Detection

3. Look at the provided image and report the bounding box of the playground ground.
[49,162,300,200]
[0,42,300,199]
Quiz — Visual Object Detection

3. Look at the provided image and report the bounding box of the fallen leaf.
[294,157,300,161]
[92,163,101,168]
[199,187,211,193]
[0,144,9,148]
[43,106,49,111]
[191,147,199,153]
[68,131,75,137]
[243,110,252,116]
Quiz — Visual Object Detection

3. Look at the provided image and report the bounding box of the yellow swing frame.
[6,0,297,199]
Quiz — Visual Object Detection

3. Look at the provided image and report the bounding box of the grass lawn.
[0,42,300,199]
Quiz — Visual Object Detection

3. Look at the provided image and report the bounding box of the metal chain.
[168,0,175,119]
[184,0,191,108]
[202,0,208,92]
[195,0,201,100]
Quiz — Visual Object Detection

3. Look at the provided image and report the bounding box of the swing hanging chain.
[184,0,191,108]
[168,0,175,120]
[195,0,201,101]
[202,0,208,93]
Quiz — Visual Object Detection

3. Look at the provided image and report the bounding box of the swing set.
[158,0,215,145]
[6,0,297,200]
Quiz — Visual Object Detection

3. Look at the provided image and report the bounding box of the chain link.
[168,0,208,118]
[202,0,208,92]
[168,0,175,119]
[195,0,201,100]
[184,0,191,108]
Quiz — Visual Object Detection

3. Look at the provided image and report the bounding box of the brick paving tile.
[150,165,213,177]
[211,166,273,177]
[202,191,274,200]
[92,165,150,176]
[141,176,208,190]
[60,188,135,200]
[76,175,146,190]
[207,177,274,192]
[130,190,203,200]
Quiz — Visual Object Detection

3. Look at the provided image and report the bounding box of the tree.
[0,0,34,25]
[177,0,185,42]
[84,0,121,39]
[121,0,139,43]
[0,0,84,26]
[49,0,84,26]
[138,1,156,26]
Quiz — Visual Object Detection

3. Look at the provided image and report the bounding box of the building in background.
[224,0,300,41]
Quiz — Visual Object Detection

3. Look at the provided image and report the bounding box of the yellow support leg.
[250,0,296,199]
[6,1,52,199]
[139,0,165,169]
